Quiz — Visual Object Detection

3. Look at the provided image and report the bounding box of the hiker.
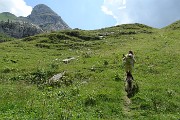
[122,50,136,78]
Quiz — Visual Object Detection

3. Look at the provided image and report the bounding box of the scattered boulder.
[47,71,65,84]
[62,57,75,64]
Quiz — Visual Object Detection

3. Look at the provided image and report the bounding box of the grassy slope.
[0,33,15,42]
[0,12,17,21]
[0,23,179,119]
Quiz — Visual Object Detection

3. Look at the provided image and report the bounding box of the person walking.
[122,50,136,79]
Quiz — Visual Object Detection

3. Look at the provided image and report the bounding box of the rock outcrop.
[0,20,43,38]
[27,4,70,31]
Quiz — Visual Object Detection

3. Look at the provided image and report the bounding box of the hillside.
[0,12,16,21]
[0,23,179,119]
[163,20,180,30]
[0,33,15,42]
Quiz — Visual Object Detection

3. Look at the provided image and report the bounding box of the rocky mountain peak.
[27,4,70,31]
[30,4,57,16]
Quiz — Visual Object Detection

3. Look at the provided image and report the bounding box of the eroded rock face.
[27,4,70,31]
[0,20,43,38]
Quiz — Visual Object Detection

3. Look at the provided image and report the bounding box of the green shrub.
[30,69,53,85]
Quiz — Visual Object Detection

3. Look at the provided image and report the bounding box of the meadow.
[0,23,179,119]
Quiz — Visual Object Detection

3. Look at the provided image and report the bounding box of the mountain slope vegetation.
[163,20,180,30]
[0,12,16,21]
[0,23,179,119]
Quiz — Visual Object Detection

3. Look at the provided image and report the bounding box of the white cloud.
[101,0,132,25]
[0,0,32,17]
[101,6,113,16]
[101,0,180,28]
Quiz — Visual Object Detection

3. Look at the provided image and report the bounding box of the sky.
[1,0,180,30]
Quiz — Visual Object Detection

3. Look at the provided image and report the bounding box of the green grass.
[0,24,180,119]
[0,33,15,42]
[0,12,17,21]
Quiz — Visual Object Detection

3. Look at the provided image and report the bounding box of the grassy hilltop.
[0,12,17,21]
[0,22,179,119]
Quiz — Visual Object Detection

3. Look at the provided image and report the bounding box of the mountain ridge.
[0,4,70,38]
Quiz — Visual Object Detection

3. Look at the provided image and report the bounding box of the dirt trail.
[123,95,132,116]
